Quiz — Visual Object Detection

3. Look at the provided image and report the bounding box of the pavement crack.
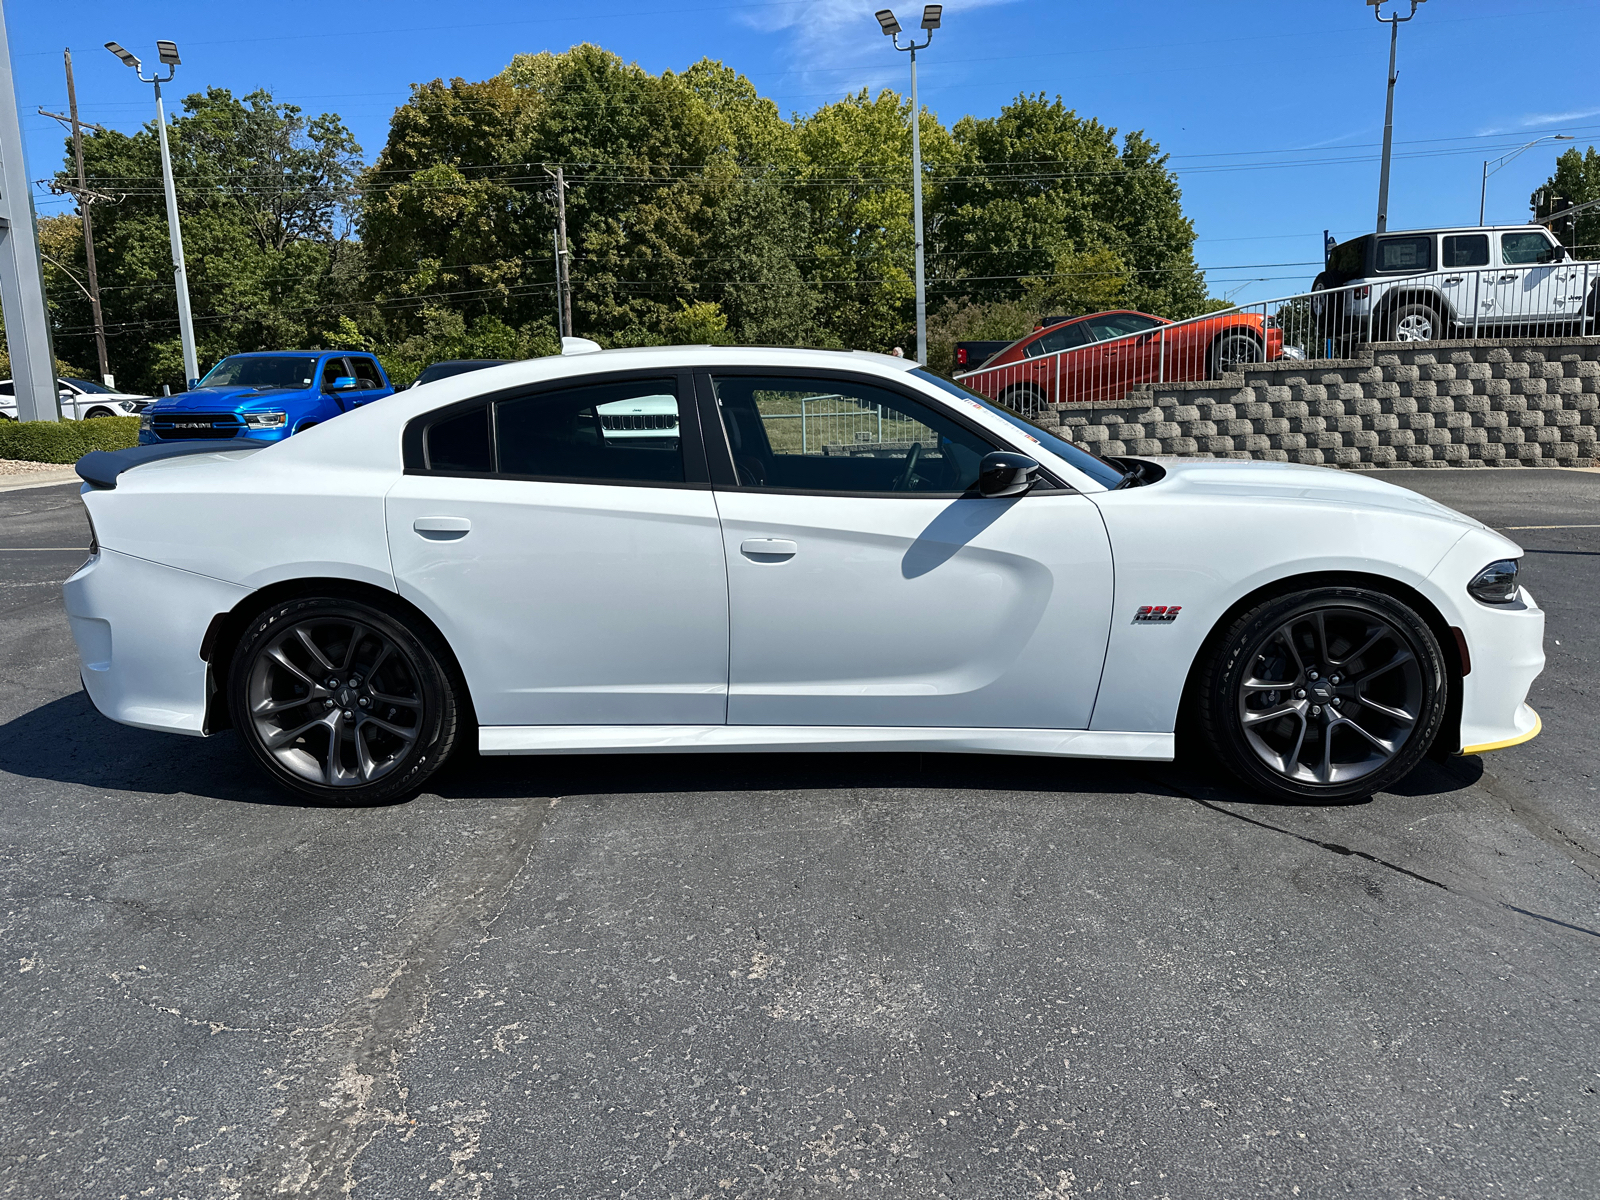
[237,798,555,1198]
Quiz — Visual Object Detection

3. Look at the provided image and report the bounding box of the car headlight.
[242,411,287,429]
[117,400,139,412]
[1467,559,1520,605]
[138,413,153,433]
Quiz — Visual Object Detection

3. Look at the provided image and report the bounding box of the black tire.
[1389,301,1443,343]
[227,594,460,804]
[998,384,1045,415]
[1208,329,1264,378]
[83,407,116,419]
[1196,586,1447,804]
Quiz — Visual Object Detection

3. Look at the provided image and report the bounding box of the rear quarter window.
[1376,235,1433,273]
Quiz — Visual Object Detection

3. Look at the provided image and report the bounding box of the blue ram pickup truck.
[138,350,394,445]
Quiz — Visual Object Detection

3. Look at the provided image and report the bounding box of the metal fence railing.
[762,393,940,456]
[954,258,1600,419]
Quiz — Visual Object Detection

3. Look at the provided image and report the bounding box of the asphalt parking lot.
[1,469,1596,1200]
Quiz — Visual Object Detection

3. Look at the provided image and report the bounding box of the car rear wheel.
[1390,302,1443,343]
[228,595,460,804]
[1197,586,1447,804]
[998,384,1045,416]
[1208,330,1264,378]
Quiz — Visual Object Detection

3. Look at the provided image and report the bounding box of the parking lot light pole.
[1369,0,1425,234]
[876,5,941,367]
[106,39,198,389]
[1480,135,1574,225]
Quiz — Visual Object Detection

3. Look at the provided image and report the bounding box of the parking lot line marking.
[1500,524,1600,530]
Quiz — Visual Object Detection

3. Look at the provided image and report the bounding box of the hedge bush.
[0,416,141,464]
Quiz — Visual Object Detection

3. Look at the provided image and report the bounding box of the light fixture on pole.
[106,38,198,389]
[1368,0,1426,234]
[1480,134,1574,225]
[876,5,940,367]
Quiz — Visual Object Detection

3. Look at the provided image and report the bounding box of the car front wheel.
[227,595,460,804]
[1197,586,1448,803]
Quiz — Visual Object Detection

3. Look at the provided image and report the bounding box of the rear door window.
[1442,234,1489,267]
[495,378,686,485]
[1083,313,1163,341]
[346,356,386,389]
[1375,235,1433,273]
[424,406,492,473]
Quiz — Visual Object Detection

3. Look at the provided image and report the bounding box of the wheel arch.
[1175,568,1466,760]
[199,576,478,742]
[1375,285,1454,328]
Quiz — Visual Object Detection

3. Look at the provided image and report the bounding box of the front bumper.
[64,547,248,736]
[1455,585,1545,755]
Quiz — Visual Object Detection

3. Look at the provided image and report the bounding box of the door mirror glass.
[977,451,1039,498]
[332,376,358,391]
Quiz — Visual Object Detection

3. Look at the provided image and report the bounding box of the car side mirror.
[332,376,358,391]
[977,451,1039,498]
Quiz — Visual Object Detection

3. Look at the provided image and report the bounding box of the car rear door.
[700,369,1114,731]
[385,370,731,728]
[1440,232,1490,330]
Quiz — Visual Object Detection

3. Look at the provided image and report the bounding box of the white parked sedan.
[0,376,151,421]
[64,345,1544,805]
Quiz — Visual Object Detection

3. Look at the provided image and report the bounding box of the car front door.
[384,371,730,728]
[1497,230,1568,330]
[701,370,1115,730]
[1082,313,1164,404]
[1023,320,1093,406]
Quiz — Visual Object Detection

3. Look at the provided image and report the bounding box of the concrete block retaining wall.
[1033,337,1600,469]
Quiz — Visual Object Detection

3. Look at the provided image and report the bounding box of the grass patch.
[0,416,140,464]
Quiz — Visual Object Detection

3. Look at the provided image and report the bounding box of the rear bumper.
[64,548,248,736]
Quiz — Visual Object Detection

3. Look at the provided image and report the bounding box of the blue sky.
[9,0,1599,306]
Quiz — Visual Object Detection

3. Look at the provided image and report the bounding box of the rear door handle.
[740,538,797,562]
[413,516,471,540]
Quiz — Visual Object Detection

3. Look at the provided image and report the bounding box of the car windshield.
[199,356,318,390]
[61,377,113,394]
[910,369,1128,489]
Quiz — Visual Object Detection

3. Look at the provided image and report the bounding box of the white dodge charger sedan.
[64,345,1544,805]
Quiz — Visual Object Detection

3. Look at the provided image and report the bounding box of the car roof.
[1342,224,1554,240]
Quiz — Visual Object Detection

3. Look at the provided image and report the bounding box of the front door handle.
[740,538,797,563]
[1444,276,1464,284]
[413,516,471,540]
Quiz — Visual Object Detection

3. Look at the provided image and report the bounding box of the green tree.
[935,94,1208,320]
[1533,144,1600,259]
[45,88,364,393]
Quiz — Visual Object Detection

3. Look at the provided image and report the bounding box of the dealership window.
[710,374,993,494]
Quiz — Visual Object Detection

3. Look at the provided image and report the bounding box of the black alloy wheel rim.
[246,617,425,788]
[1217,334,1262,371]
[1236,605,1424,787]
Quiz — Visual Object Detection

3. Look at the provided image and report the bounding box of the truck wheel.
[1390,302,1443,342]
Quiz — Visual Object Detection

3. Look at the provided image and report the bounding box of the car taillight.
[1352,286,1370,300]
[956,348,968,366]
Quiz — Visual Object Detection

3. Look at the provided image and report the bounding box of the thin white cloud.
[1478,106,1600,136]
[737,0,1020,106]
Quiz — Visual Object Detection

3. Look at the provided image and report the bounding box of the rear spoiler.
[76,442,265,490]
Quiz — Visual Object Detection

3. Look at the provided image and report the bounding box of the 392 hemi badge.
[1133,605,1181,623]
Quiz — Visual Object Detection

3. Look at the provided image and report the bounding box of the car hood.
[1130,457,1488,531]
[144,386,305,412]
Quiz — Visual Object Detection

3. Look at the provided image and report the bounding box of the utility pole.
[50,50,110,383]
[876,6,941,366]
[106,40,198,388]
[0,0,60,422]
[1370,0,1426,234]
[545,166,572,338]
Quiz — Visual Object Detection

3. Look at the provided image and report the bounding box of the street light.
[106,38,198,388]
[876,5,941,367]
[1369,0,1426,233]
[1480,135,1574,225]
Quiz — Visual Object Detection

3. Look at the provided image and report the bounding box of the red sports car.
[958,308,1290,409]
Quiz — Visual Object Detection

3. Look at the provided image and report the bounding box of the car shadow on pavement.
[0,689,1485,813]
